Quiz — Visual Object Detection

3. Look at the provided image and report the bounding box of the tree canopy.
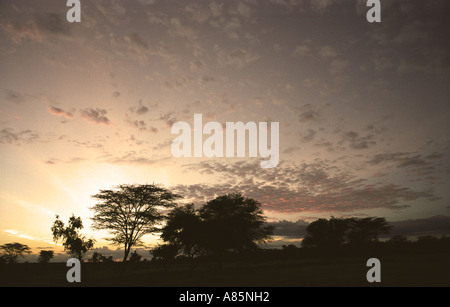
[37,250,54,264]
[160,203,205,259]
[199,193,273,255]
[161,194,273,258]
[0,242,31,264]
[302,216,392,248]
[90,183,180,262]
[51,214,95,261]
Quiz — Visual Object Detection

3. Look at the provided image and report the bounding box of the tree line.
[1,184,273,266]
[301,216,392,248]
[1,183,448,266]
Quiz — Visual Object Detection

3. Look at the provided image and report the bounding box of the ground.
[1,251,449,287]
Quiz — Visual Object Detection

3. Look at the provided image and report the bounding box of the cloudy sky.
[1,0,449,257]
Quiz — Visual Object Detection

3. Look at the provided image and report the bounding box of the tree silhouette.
[129,250,142,262]
[51,214,95,261]
[302,216,392,248]
[91,252,103,263]
[150,244,179,272]
[347,217,391,245]
[0,242,31,264]
[301,217,348,248]
[150,244,179,261]
[198,193,273,267]
[161,203,205,259]
[90,184,180,263]
[91,252,113,263]
[38,250,54,264]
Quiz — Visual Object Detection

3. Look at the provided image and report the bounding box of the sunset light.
[1,0,449,289]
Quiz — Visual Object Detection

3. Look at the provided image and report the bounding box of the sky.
[0,0,449,260]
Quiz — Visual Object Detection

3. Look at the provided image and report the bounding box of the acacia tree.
[38,250,54,264]
[347,217,392,245]
[160,203,205,259]
[90,184,180,263]
[150,244,179,272]
[301,217,349,248]
[0,242,31,264]
[51,214,95,261]
[301,216,392,248]
[198,193,273,268]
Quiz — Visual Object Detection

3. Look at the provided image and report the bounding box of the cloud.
[1,21,43,43]
[297,104,321,122]
[128,32,148,50]
[365,0,450,75]
[129,100,157,115]
[3,89,40,106]
[234,2,252,18]
[168,17,198,40]
[365,150,447,185]
[45,157,86,165]
[292,43,312,57]
[2,11,74,44]
[185,2,211,23]
[81,108,111,125]
[201,76,215,84]
[329,58,349,74]
[164,77,193,90]
[36,13,70,36]
[389,215,450,237]
[0,128,39,145]
[159,112,178,128]
[172,160,438,214]
[269,219,309,238]
[209,1,223,17]
[125,115,158,134]
[397,156,428,168]
[341,130,376,150]
[217,48,261,68]
[368,151,443,169]
[318,45,338,59]
[129,119,147,131]
[3,229,55,245]
[137,0,156,5]
[107,151,170,166]
[48,106,74,119]
[302,129,316,142]
[268,215,450,240]
[136,104,149,115]
[368,152,409,165]
[310,0,337,11]
[4,90,29,103]
[3,229,39,241]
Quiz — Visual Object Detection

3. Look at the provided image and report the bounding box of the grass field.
[1,251,449,287]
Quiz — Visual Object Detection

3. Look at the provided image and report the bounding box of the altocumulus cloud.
[81,108,111,125]
[172,160,439,214]
[0,128,39,145]
[48,106,74,119]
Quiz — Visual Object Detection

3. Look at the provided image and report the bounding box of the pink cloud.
[2,21,44,44]
[48,106,74,119]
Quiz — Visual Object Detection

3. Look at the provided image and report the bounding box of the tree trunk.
[119,244,131,280]
[123,247,130,263]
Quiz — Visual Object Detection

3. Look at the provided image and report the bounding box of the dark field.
[1,251,449,287]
